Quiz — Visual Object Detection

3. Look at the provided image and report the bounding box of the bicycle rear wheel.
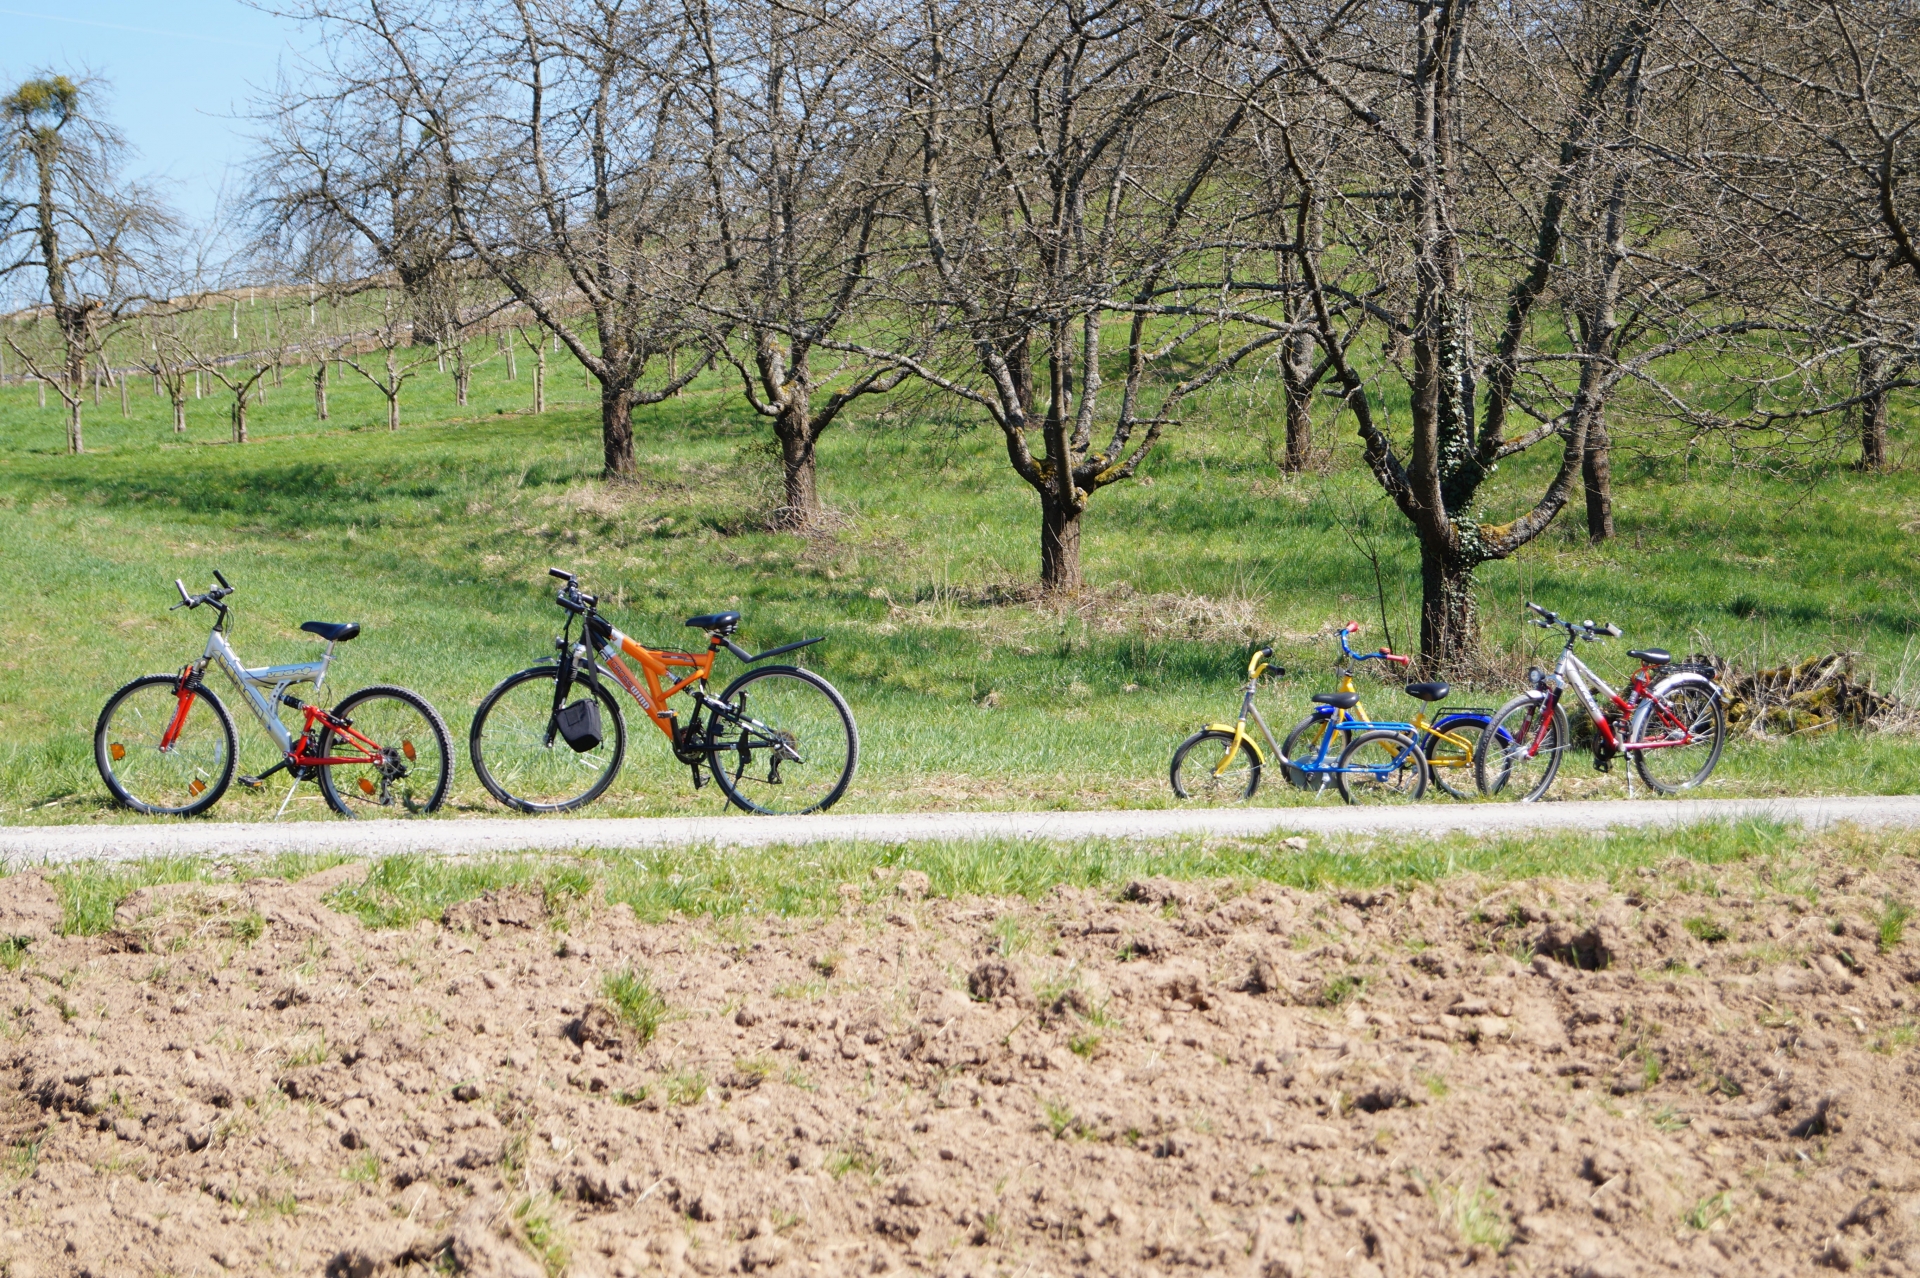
[1169,729,1261,803]
[1629,683,1726,793]
[470,666,628,812]
[705,665,858,815]
[1335,730,1428,804]
[1476,696,1567,802]
[316,685,452,818]
[94,675,236,816]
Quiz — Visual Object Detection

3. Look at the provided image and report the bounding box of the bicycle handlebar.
[1245,646,1282,679]
[171,572,235,614]
[1525,602,1620,641]
[1337,624,1411,667]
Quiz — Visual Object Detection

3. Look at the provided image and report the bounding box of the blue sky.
[1,1,310,224]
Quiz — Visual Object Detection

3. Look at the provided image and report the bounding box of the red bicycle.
[1474,603,1726,801]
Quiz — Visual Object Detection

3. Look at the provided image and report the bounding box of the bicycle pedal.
[238,775,265,790]
[689,764,706,790]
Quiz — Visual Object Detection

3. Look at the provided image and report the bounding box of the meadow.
[2,336,1918,823]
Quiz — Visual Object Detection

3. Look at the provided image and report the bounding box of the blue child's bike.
[1169,625,1497,805]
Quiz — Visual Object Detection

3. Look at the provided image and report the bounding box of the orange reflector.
[358,778,376,796]
[188,779,206,797]
[110,743,126,761]
[402,740,416,761]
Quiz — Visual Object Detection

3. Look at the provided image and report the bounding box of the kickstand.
[1626,766,1634,801]
[275,778,301,820]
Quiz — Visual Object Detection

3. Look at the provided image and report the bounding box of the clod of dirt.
[568,1002,627,1054]
[442,886,546,934]
[967,957,1027,1003]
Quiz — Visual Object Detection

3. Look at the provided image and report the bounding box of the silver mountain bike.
[94,572,452,819]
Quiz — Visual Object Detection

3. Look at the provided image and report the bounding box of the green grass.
[24,816,1831,944]
[1877,897,1913,953]
[2,328,1919,821]
[600,967,667,1044]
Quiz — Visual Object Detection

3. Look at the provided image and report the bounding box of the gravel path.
[1,793,1916,866]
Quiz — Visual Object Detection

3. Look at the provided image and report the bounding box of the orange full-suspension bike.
[468,569,859,815]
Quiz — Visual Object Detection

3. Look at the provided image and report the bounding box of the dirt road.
[2,794,1919,866]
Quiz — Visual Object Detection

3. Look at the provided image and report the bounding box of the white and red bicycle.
[94,572,452,819]
[1474,602,1726,802]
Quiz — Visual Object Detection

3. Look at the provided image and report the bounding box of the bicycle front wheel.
[1335,730,1428,804]
[470,666,628,812]
[316,685,452,818]
[706,665,858,815]
[1477,696,1567,802]
[1169,729,1261,804]
[1423,715,1489,800]
[1629,683,1726,793]
[94,675,237,816]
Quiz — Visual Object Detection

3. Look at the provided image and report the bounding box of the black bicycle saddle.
[1405,681,1450,702]
[684,611,742,634]
[1628,648,1671,665]
[301,621,361,642]
[1311,692,1360,709]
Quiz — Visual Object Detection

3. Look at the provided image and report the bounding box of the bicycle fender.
[1647,670,1723,701]
[1205,725,1266,764]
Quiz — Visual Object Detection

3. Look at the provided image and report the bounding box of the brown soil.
[3,849,1920,1278]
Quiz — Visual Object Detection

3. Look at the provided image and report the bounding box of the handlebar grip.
[1343,622,1361,634]
[1384,653,1412,666]
[549,567,575,581]
[176,579,191,606]
[1602,624,1622,637]
[212,569,231,591]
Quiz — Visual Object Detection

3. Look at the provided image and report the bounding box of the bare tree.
[341,286,436,429]
[1706,0,1920,471]
[0,74,170,453]
[684,0,912,522]
[1267,0,1702,670]
[353,0,717,477]
[829,0,1298,592]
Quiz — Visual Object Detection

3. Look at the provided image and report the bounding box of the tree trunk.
[1280,335,1314,473]
[773,397,821,524]
[1862,388,1890,471]
[387,392,400,432]
[1583,411,1615,542]
[38,378,45,410]
[119,374,129,418]
[1860,345,1891,471]
[454,346,470,407]
[66,360,84,454]
[232,396,248,445]
[1039,492,1085,594]
[1418,542,1480,676]
[601,384,635,478]
[533,348,546,414]
[314,361,329,421]
[172,393,186,433]
[506,338,517,381]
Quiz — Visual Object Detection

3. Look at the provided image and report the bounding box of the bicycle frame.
[1536,644,1672,755]
[184,627,385,767]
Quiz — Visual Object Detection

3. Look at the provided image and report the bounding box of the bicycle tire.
[1629,682,1726,793]
[1281,713,1350,794]
[1335,730,1428,804]
[316,685,453,818]
[94,674,237,817]
[705,665,858,815]
[470,665,629,813]
[1169,729,1262,803]
[1422,713,1491,800]
[1476,695,1567,802]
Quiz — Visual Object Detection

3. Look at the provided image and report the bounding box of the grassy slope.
[1,345,1917,822]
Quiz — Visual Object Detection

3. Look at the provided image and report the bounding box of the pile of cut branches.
[1686,653,1892,736]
